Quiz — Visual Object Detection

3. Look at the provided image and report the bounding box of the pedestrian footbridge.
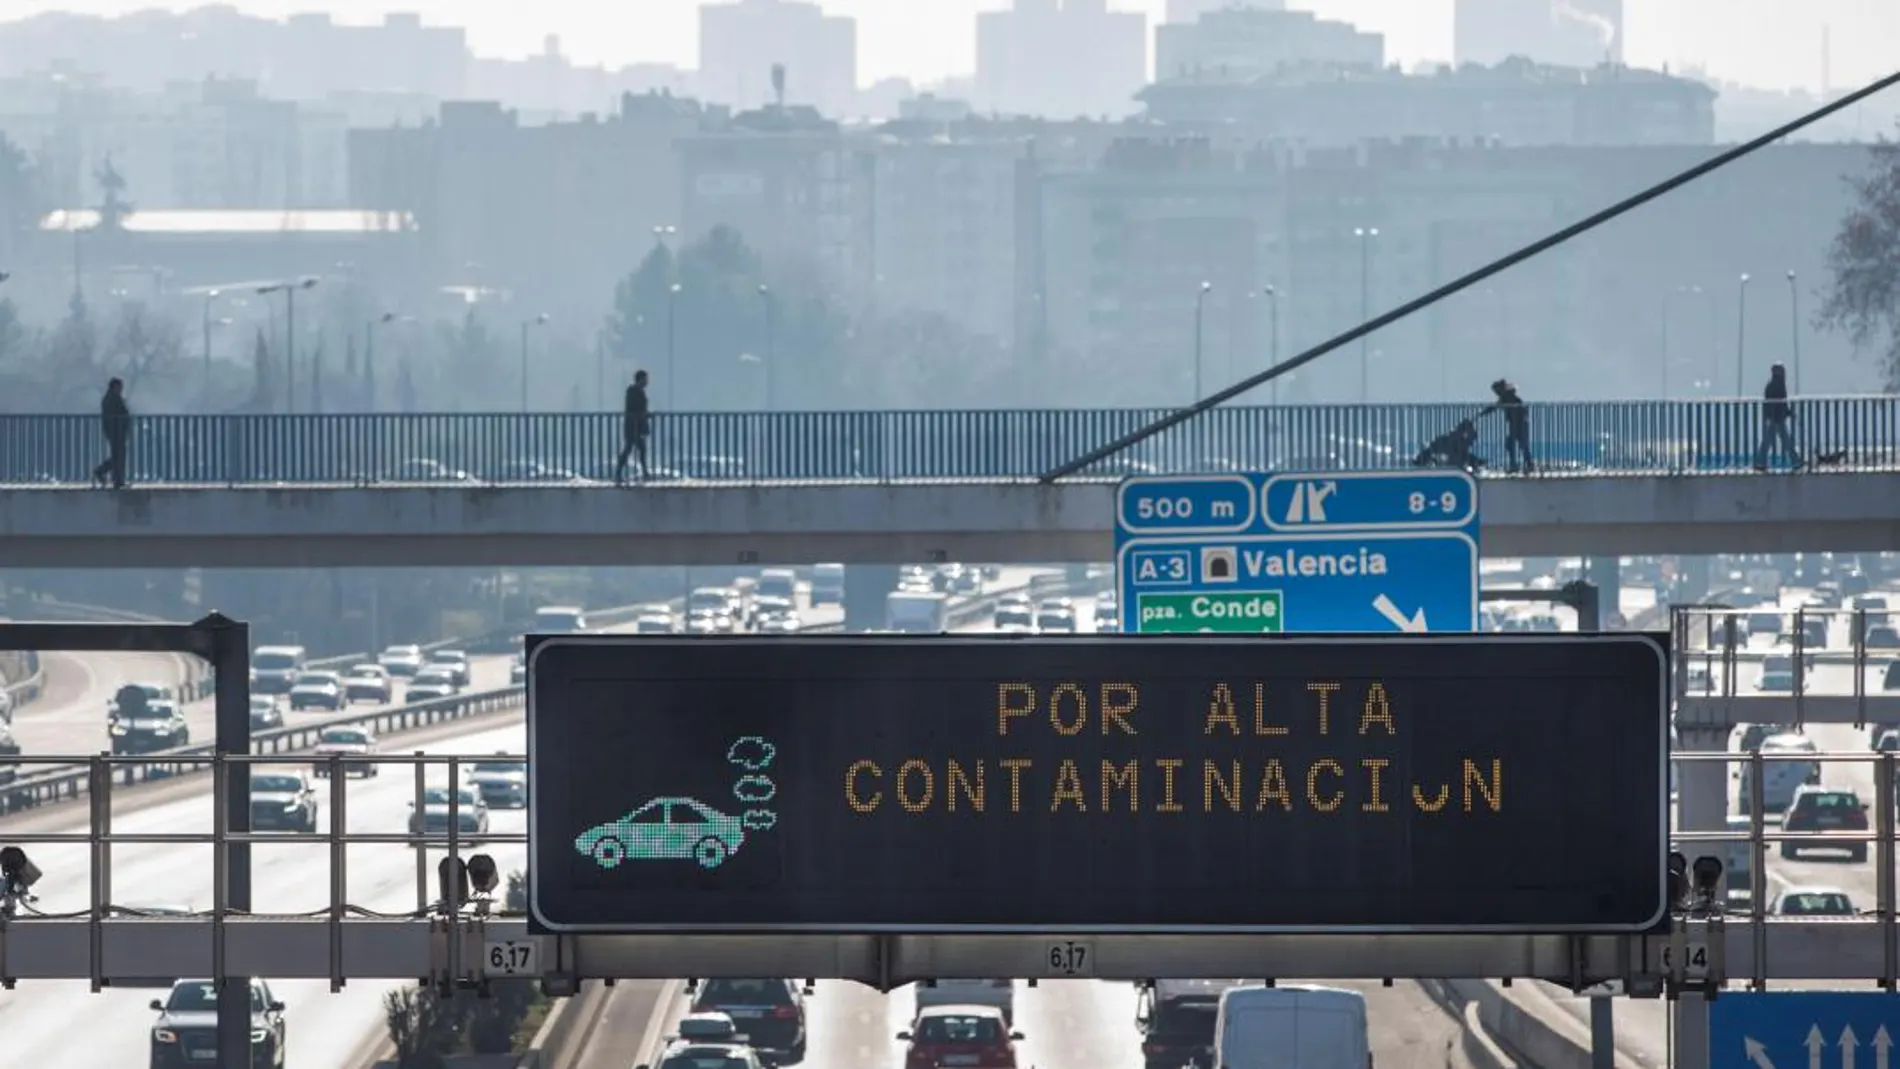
[1,471,1894,568]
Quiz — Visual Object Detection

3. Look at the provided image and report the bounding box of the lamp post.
[1786,269,1801,390]
[202,289,220,402]
[1263,284,1280,407]
[758,284,775,410]
[1735,273,1752,396]
[1192,281,1212,402]
[1354,227,1380,402]
[256,277,319,413]
[666,282,682,409]
[520,313,549,412]
[366,312,409,412]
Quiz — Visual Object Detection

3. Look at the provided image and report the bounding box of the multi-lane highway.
[1530,579,1900,1069]
[573,581,1483,1069]
[0,568,1066,1069]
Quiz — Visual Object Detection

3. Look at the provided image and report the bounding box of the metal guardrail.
[0,572,1091,819]
[1,398,1895,485]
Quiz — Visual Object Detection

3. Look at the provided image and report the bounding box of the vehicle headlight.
[251,1028,269,1043]
[110,725,127,735]
[154,1029,178,1043]
[283,801,300,812]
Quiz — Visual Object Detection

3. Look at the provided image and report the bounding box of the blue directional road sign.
[1711,993,1899,1069]
[1115,470,1480,634]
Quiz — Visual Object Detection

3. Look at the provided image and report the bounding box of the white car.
[377,644,424,677]
[288,671,348,712]
[343,664,393,703]
[406,667,460,702]
[635,612,674,634]
[426,650,472,687]
[1768,885,1856,916]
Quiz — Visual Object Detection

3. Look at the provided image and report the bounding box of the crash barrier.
[1435,979,1637,1069]
[0,571,1095,818]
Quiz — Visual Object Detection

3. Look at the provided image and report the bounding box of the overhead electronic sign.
[526,633,1667,935]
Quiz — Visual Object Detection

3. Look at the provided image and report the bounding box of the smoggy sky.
[22,0,1900,93]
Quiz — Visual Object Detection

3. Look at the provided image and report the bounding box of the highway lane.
[0,722,531,1069]
[0,567,1047,1069]
[1531,582,1900,1069]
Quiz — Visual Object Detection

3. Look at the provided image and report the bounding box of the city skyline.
[19,0,1900,94]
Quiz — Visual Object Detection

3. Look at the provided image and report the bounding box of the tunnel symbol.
[1201,547,1238,583]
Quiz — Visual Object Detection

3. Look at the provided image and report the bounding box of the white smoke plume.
[1550,0,1618,53]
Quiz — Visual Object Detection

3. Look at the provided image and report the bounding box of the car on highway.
[510,654,526,685]
[1094,599,1120,632]
[249,696,285,731]
[148,978,287,1069]
[406,666,461,701]
[343,664,394,703]
[109,682,175,720]
[897,1004,1023,1069]
[311,725,378,778]
[756,568,799,602]
[686,609,732,635]
[1035,598,1078,633]
[249,770,320,833]
[689,978,811,1065]
[1780,786,1870,862]
[915,979,1015,1025]
[288,671,348,712]
[427,649,472,687]
[1768,885,1857,916]
[409,785,491,842]
[111,700,191,755]
[469,756,528,808]
[1736,732,1821,815]
[1885,662,1900,691]
[671,1011,745,1044]
[636,610,675,634]
[377,644,425,677]
[249,645,307,695]
[1755,669,1796,693]
[993,604,1036,634]
[755,602,802,634]
[1136,980,1235,1069]
[648,1041,768,1069]
[1868,626,1900,650]
[1732,723,1788,752]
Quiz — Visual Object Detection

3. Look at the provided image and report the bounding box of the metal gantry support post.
[206,615,256,1069]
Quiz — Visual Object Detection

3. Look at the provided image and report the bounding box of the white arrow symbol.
[1808,1027,1828,1069]
[1747,1038,1780,1069]
[1373,595,1429,633]
[1844,1026,1862,1069]
[1872,1026,1891,1069]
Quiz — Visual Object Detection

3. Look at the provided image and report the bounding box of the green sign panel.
[1135,591,1285,633]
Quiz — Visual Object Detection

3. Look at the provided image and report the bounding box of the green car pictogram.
[574,796,749,870]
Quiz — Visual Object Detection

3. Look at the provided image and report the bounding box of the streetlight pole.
[1192,281,1212,402]
[519,313,549,412]
[1354,227,1379,402]
[366,312,400,412]
[1264,285,1280,407]
[202,289,219,403]
[257,277,319,414]
[666,282,681,409]
[1735,273,1751,396]
[758,284,775,410]
[1786,269,1801,390]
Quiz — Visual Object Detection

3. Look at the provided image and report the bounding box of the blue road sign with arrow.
[1711,992,1899,1069]
[1115,470,1481,634]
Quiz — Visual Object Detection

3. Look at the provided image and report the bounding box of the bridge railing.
[2,397,1895,484]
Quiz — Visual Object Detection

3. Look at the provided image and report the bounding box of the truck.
[810,563,845,607]
[886,590,950,633]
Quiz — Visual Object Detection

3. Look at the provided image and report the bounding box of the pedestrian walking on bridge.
[92,378,130,489]
[1752,363,1803,471]
[615,369,652,485]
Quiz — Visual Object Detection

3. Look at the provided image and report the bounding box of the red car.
[898,1005,1023,1069]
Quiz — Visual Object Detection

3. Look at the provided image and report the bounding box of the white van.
[1215,985,1371,1069]
[1736,733,1821,815]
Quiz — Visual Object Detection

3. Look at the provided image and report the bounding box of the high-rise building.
[1454,0,1622,69]
[699,0,857,118]
[1155,5,1382,82]
[975,0,1147,119]
[1164,0,1284,24]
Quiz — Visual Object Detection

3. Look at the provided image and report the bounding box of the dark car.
[1782,787,1870,862]
[1136,980,1235,1069]
[149,978,287,1069]
[469,757,528,809]
[112,702,191,755]
[690,978,811,1065]
[250,771,319,833]
[249,697,285,732]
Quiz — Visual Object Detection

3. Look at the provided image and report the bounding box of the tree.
[848,310,1013,408]
[248,328,276,413]
[0,133,46,262]
[106,303,184,394]
[1818,136,1900,389]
